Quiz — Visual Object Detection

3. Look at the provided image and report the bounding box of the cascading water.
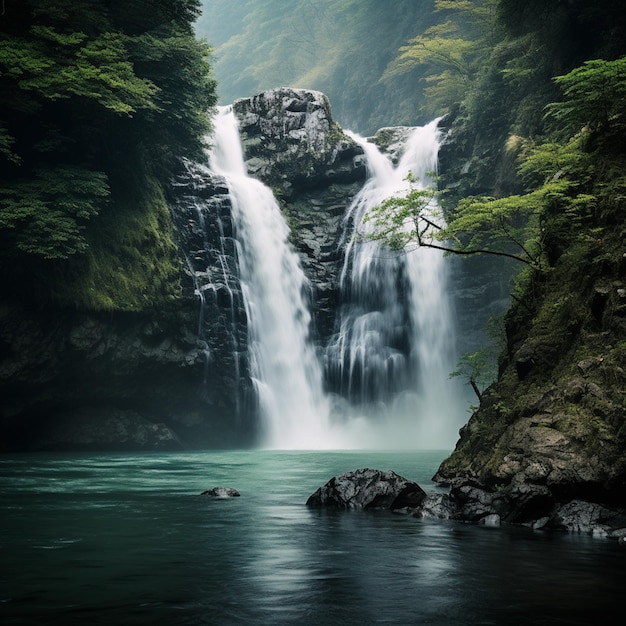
[208,107,331,449]
[205,106,465,450]
[326,121,467,448]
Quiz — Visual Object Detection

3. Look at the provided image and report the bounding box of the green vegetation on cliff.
[332,0,626,496]
[0,0,216,310]
[382,0,626,495]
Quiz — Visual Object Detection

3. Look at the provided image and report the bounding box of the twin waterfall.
[208,107,464,450]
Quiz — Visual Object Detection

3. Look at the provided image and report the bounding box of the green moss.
[54,173,182,311]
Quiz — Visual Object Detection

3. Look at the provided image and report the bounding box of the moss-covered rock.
[434,220,626,528]
[54,171,183,311]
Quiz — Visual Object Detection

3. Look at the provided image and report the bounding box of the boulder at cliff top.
[306,468,427,511]
[233,88,365,194]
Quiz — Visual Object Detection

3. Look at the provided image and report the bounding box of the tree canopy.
[0,0,216,307]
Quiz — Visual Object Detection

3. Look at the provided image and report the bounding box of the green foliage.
[56,174,182,311]
[0,0,216,308]
[442,193,542,266]
[0,167,109,259]
[0,22,159,117]
[450,346,499,403]
[363,174,545,268]
[363,183,441,252]
[383,0,498,115]
[545,57,626,137]
[127,29,216,164]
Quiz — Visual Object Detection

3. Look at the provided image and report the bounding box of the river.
[1,450,624,624]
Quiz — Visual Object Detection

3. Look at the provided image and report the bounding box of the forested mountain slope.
[387,0,626,528]
[196,0,439,134]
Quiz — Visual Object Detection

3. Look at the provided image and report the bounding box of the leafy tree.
[545,57,626,139]
[363,52,624,276]
[0,167,109,259]
[450,350,495,403]
[0,0,216,307]
[383,0,498,115]
[363,178,544,268]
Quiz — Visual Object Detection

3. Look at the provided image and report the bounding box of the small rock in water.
[306,468,426,511]
[200,487,240,498]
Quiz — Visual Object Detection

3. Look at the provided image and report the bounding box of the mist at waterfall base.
[209,108,469,451]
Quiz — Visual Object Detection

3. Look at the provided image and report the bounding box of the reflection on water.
[1,451,624,625]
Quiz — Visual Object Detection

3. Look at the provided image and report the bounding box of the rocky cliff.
[233,88,366,340]
[0,88,365,451]
[429,237,626,534]
[428,114,626,534]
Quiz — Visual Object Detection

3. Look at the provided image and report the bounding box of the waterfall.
[204,107,465,450]
[326,121,466,449]
[208,107,331,449]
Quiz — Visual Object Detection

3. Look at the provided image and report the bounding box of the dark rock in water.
[411,480,626,537]
[306,468,426,511]
[201,487,241,498]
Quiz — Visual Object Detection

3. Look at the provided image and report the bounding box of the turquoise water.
[1,450,624,624]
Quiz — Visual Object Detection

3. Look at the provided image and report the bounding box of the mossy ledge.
[434,222,626,532]
[52,170,183,312]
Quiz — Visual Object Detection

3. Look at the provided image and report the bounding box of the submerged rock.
[306,468,426,511]
[27,408,182,452]
[201,487,241,498]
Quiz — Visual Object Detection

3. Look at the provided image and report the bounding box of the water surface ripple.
[1,450,623,624]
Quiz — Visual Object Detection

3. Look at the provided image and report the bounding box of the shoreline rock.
[306,468,426,511]
[307,467,626,539]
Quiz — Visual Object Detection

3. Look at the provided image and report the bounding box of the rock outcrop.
[232,88,366,341]
[0,296,244,451]
[428,219,626,534]
[28,408,181,451]
[306,468,427,511]
[233,88,365,194]
[305,466,626,537]
[168,159,256,437]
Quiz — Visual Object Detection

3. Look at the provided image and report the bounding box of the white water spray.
[208,108,466,450]
[327,121,467,449]
[209,107,332,449]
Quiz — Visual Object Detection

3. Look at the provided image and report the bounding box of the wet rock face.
[233,88,366,195]
[369,126,416,165]
[169,159,254,428]
[29,408,182,452]
[0,297,247,451]
[306,468,427,511]
[233,88,367,344]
